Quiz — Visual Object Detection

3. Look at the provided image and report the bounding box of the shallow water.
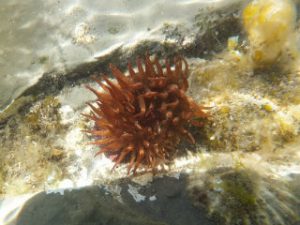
[0,0,240,110]
[1,0,300,225]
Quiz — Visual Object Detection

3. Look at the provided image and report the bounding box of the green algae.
[218,170,258,223]
[188,167,299,225]
[189,168,257,225]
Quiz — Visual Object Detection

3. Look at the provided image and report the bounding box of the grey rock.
[16,175,215,225]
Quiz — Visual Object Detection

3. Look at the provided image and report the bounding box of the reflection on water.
[0,0,236,110]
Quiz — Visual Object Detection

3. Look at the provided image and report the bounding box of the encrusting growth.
[85,54,208,174]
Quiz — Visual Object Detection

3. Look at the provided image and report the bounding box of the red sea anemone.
[85,54,208,174]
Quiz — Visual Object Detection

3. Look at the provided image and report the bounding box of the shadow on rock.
[15,186,165,225]
[15,175,215,225]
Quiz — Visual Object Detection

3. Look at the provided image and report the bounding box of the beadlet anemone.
[85,54,208,174]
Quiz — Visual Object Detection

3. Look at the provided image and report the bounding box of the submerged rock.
[14,176,214,225]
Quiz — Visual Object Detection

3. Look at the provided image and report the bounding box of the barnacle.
[85,54,208,174]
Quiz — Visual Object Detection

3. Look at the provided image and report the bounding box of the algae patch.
[0,96,71,195]
[191,38,300,152]
[25,96,63,135]
[188,167,299,225]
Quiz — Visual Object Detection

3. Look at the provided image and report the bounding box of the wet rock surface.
[0,0,245,111]
[16,175,214,225]
[0,0,244,121]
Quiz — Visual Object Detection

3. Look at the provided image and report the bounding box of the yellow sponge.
[242,0,296,66]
